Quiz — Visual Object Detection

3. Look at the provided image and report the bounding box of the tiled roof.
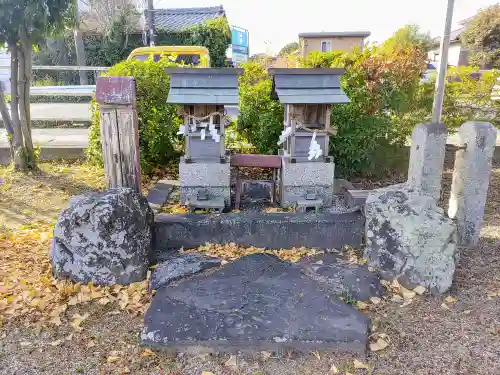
[433,27,466,44]
[154,6,225,31]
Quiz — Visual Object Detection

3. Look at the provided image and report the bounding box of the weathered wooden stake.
[96,76,141,193]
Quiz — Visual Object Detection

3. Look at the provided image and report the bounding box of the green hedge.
[86,58,183,174]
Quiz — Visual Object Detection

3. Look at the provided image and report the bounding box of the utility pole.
[147,0,155,46]
[74,1,89,85]
[431,0,455,123]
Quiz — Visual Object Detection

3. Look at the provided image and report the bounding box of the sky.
[155,0,499,55]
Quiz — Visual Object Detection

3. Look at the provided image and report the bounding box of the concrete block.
[179,158,230,205]
[344,189,371,208]
[448,121,497,247]
[280,159,335,208]
[407,123,447,201]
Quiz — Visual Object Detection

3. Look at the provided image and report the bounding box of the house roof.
[298,31,371,39]
[165,68,243,105]
[154,6,225,31]
[433,26,466,45]
[269,68,350,104]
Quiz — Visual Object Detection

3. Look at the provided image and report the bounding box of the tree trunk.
[18,28,36,167]
[9,45,27,170]
[0,82,15,161]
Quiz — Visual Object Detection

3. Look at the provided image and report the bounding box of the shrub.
[86,58,183,174]
[237,60,284,154]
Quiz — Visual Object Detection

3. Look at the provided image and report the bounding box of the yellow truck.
[127,46,210,67]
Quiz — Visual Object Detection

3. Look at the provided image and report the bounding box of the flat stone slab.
[299,253,384,301]
[142,254,370,353]
[150,253,222,293]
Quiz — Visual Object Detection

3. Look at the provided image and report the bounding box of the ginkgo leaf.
[370,297,381,305]
[50,339,63,346]
[353,359,369,369]
[400,287,416,299]
[330,363,340,374]
[441,302,450,310]
[391,295,403,303]
[356,301,369,310]
[413,286,426,295]
[370,338,389,351]
[121,367,131,374]
[98,297,111,305]
[49,315,62,326]
[86,340,96,348]
[141,348,154,357]
[225,355,238,368]
[201,372,216,375]
[71,313,89,331]
[107,356,121,363]
[445,296,457,303]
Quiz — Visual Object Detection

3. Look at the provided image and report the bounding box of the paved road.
[0,128,90,148]
[29,103,92,122]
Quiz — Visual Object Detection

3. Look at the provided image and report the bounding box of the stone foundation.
[280,158,335,208]
[179,158,230,206]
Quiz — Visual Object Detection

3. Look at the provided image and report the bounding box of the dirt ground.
[0,162,499,375]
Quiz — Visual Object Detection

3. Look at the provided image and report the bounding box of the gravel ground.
[1,165,499,375]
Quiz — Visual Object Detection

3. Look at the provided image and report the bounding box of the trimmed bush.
[86,59,183,174]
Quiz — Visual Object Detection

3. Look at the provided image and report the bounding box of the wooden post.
[96,76,141,193]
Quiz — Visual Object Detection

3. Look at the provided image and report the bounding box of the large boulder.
[51,188,155,285]
[364,185,458,294]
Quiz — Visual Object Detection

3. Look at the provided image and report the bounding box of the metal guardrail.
[0,65,109,71]
[30,85,96,96]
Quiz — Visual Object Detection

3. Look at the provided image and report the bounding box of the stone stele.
[364,184,458,294]
[50,188,155,286]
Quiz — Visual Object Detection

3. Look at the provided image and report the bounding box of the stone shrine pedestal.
[280,157,335,208]
[179,157,231,207]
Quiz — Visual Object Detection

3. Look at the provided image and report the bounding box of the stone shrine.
[269,68,350,208]
[165,68,243,210]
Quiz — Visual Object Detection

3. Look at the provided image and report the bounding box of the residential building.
[298,31,371,58]
[428,20,469,67]
[153,6,225,31]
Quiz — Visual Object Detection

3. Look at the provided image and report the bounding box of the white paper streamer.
[177,125,186,135]
[200,129,206,140]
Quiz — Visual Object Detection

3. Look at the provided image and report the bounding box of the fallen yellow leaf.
[356,301,369,310]
[370,338,389,352]
[224,354,238,368]
[86,340,96,348]
[201,372,216,375]
[50,339,63,346]
[370,297,381,305]
[260,351,272,361]
[330,363,340,374]
[98,297,111,305]
[413,286,426,295]
[354,359,369,369]
[444,296,457,303]
[70,313,89,332]
[141,348,154,357]
[107,356,121,363]
[121,367,130,374]
[400,287,416,299]
[441,302,450,310]
[486,291,498,297]
[391,294,403,303]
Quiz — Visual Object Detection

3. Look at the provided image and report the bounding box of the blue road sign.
[232,27,248,48]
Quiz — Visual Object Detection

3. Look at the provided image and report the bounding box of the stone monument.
[165,68,243,211]
[269,68,350,209]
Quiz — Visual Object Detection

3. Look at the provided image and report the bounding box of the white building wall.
[428,43,464,67]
